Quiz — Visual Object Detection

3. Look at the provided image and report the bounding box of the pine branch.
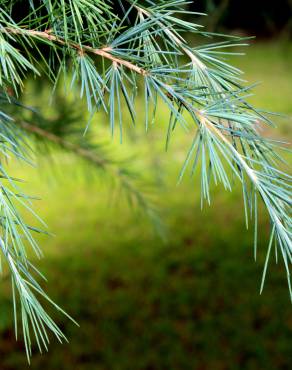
[0,0,290,359]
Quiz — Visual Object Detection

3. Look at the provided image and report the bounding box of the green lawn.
[1,41,292,370]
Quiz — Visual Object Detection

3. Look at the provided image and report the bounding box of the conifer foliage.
[0,0,291,359]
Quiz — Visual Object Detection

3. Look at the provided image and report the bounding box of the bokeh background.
[1,1,292,369]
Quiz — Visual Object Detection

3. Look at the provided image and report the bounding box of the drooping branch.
[15,120,161,236]
[17,120,107,167]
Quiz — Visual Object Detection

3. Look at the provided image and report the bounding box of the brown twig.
[2,27,148,76]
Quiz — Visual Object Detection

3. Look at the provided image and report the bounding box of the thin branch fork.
[196,110,259,184]
[133,3,206,69]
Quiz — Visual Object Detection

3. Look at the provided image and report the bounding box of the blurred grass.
[0,41,292,370]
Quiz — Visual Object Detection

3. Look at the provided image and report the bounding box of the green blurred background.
[1,2,292,370]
